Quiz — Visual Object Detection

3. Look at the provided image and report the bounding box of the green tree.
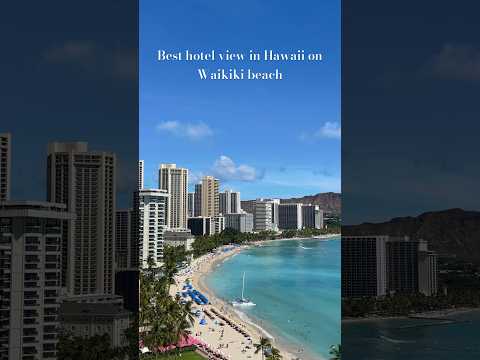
[254,337,272,360]
[266,347,282,360]
[57,332,122,360]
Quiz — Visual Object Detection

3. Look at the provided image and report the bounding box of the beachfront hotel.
[342,235,438,298]
[159,164,188,229]
[188,216,214,236]
[302,204,324,229]
[278,203,303,230]
[136,189,169,268]
[0,201,73,360]
[47,142,116,296]
[224,212,254,233]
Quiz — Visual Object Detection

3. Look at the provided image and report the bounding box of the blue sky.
[140,0,340,199]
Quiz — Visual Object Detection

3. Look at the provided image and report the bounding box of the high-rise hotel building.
[159,164,188,229]
[278,203,303,230]
[342,235,438,298]
[47,142,116,296]
[0,133,11,201]
[0,201,73,360]
[342,235,388,298]
[137,189,168,268]
[201,176,219,218]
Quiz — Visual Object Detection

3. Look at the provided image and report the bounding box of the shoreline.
[174,239,332,360]
[342,307,480,324]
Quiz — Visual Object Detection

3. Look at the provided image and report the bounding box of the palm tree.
[254,337,272,360]
[266,347,282,360]
[329,344,341,360]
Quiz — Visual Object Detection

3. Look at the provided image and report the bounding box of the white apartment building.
[0,133,11,201]
[0,201,73,360]
[47,142,116,296]
[137,189,169,268]
[213,215,225,234]
[254,200,275,231]
[159,164,188,229]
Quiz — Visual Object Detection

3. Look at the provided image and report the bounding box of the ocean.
[205,237,341,360]
[343,310,480,359]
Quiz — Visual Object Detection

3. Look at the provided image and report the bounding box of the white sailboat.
[231,272,256,307]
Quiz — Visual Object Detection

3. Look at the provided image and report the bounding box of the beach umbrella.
[199,318,207,325]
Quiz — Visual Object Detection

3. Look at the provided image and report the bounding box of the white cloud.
[212,155,260,182]
[156,121,213,140]
[316,122,341,139]
[300,122,341,141]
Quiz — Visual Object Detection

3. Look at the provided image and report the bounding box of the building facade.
[137,189,169,268]
[0,201,73,360]
[219,190,241,215]
[115,209,134,271]
[213,215,225,234]
[201,176,219,217]
[188,217,213,236]
[193,184,202,217]
[224,213,254,233]
[302,204,324,229]
[47,142,116,296]
[418,245,438,296]
[187,192,195,218]
[59,302,132,349]
[164,229,195,251]
[278,203,303,230]
[159,164,188,229]
[0,133,11,201]
[138,160,144,190]
[254,200,275,231]
[342,236,388,298]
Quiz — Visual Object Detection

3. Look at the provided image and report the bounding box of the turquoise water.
[343,310,480,359]
[205,238,341,360]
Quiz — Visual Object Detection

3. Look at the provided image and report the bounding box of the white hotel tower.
[137,189,169,268]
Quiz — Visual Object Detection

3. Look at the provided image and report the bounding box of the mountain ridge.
[343,208,480,262]
[280,192,341,214]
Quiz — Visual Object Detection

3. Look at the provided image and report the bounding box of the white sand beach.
[171,245,300,360]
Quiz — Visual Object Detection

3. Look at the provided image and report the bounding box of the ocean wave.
[233,309,276,341]
[379,335,416,344]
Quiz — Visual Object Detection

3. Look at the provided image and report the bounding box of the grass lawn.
[143,351,206,360]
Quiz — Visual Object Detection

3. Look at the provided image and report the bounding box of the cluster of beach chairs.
[196,343,230,360]
[210,308,252,340]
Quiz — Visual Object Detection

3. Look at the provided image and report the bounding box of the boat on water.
[231,271,256,307]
